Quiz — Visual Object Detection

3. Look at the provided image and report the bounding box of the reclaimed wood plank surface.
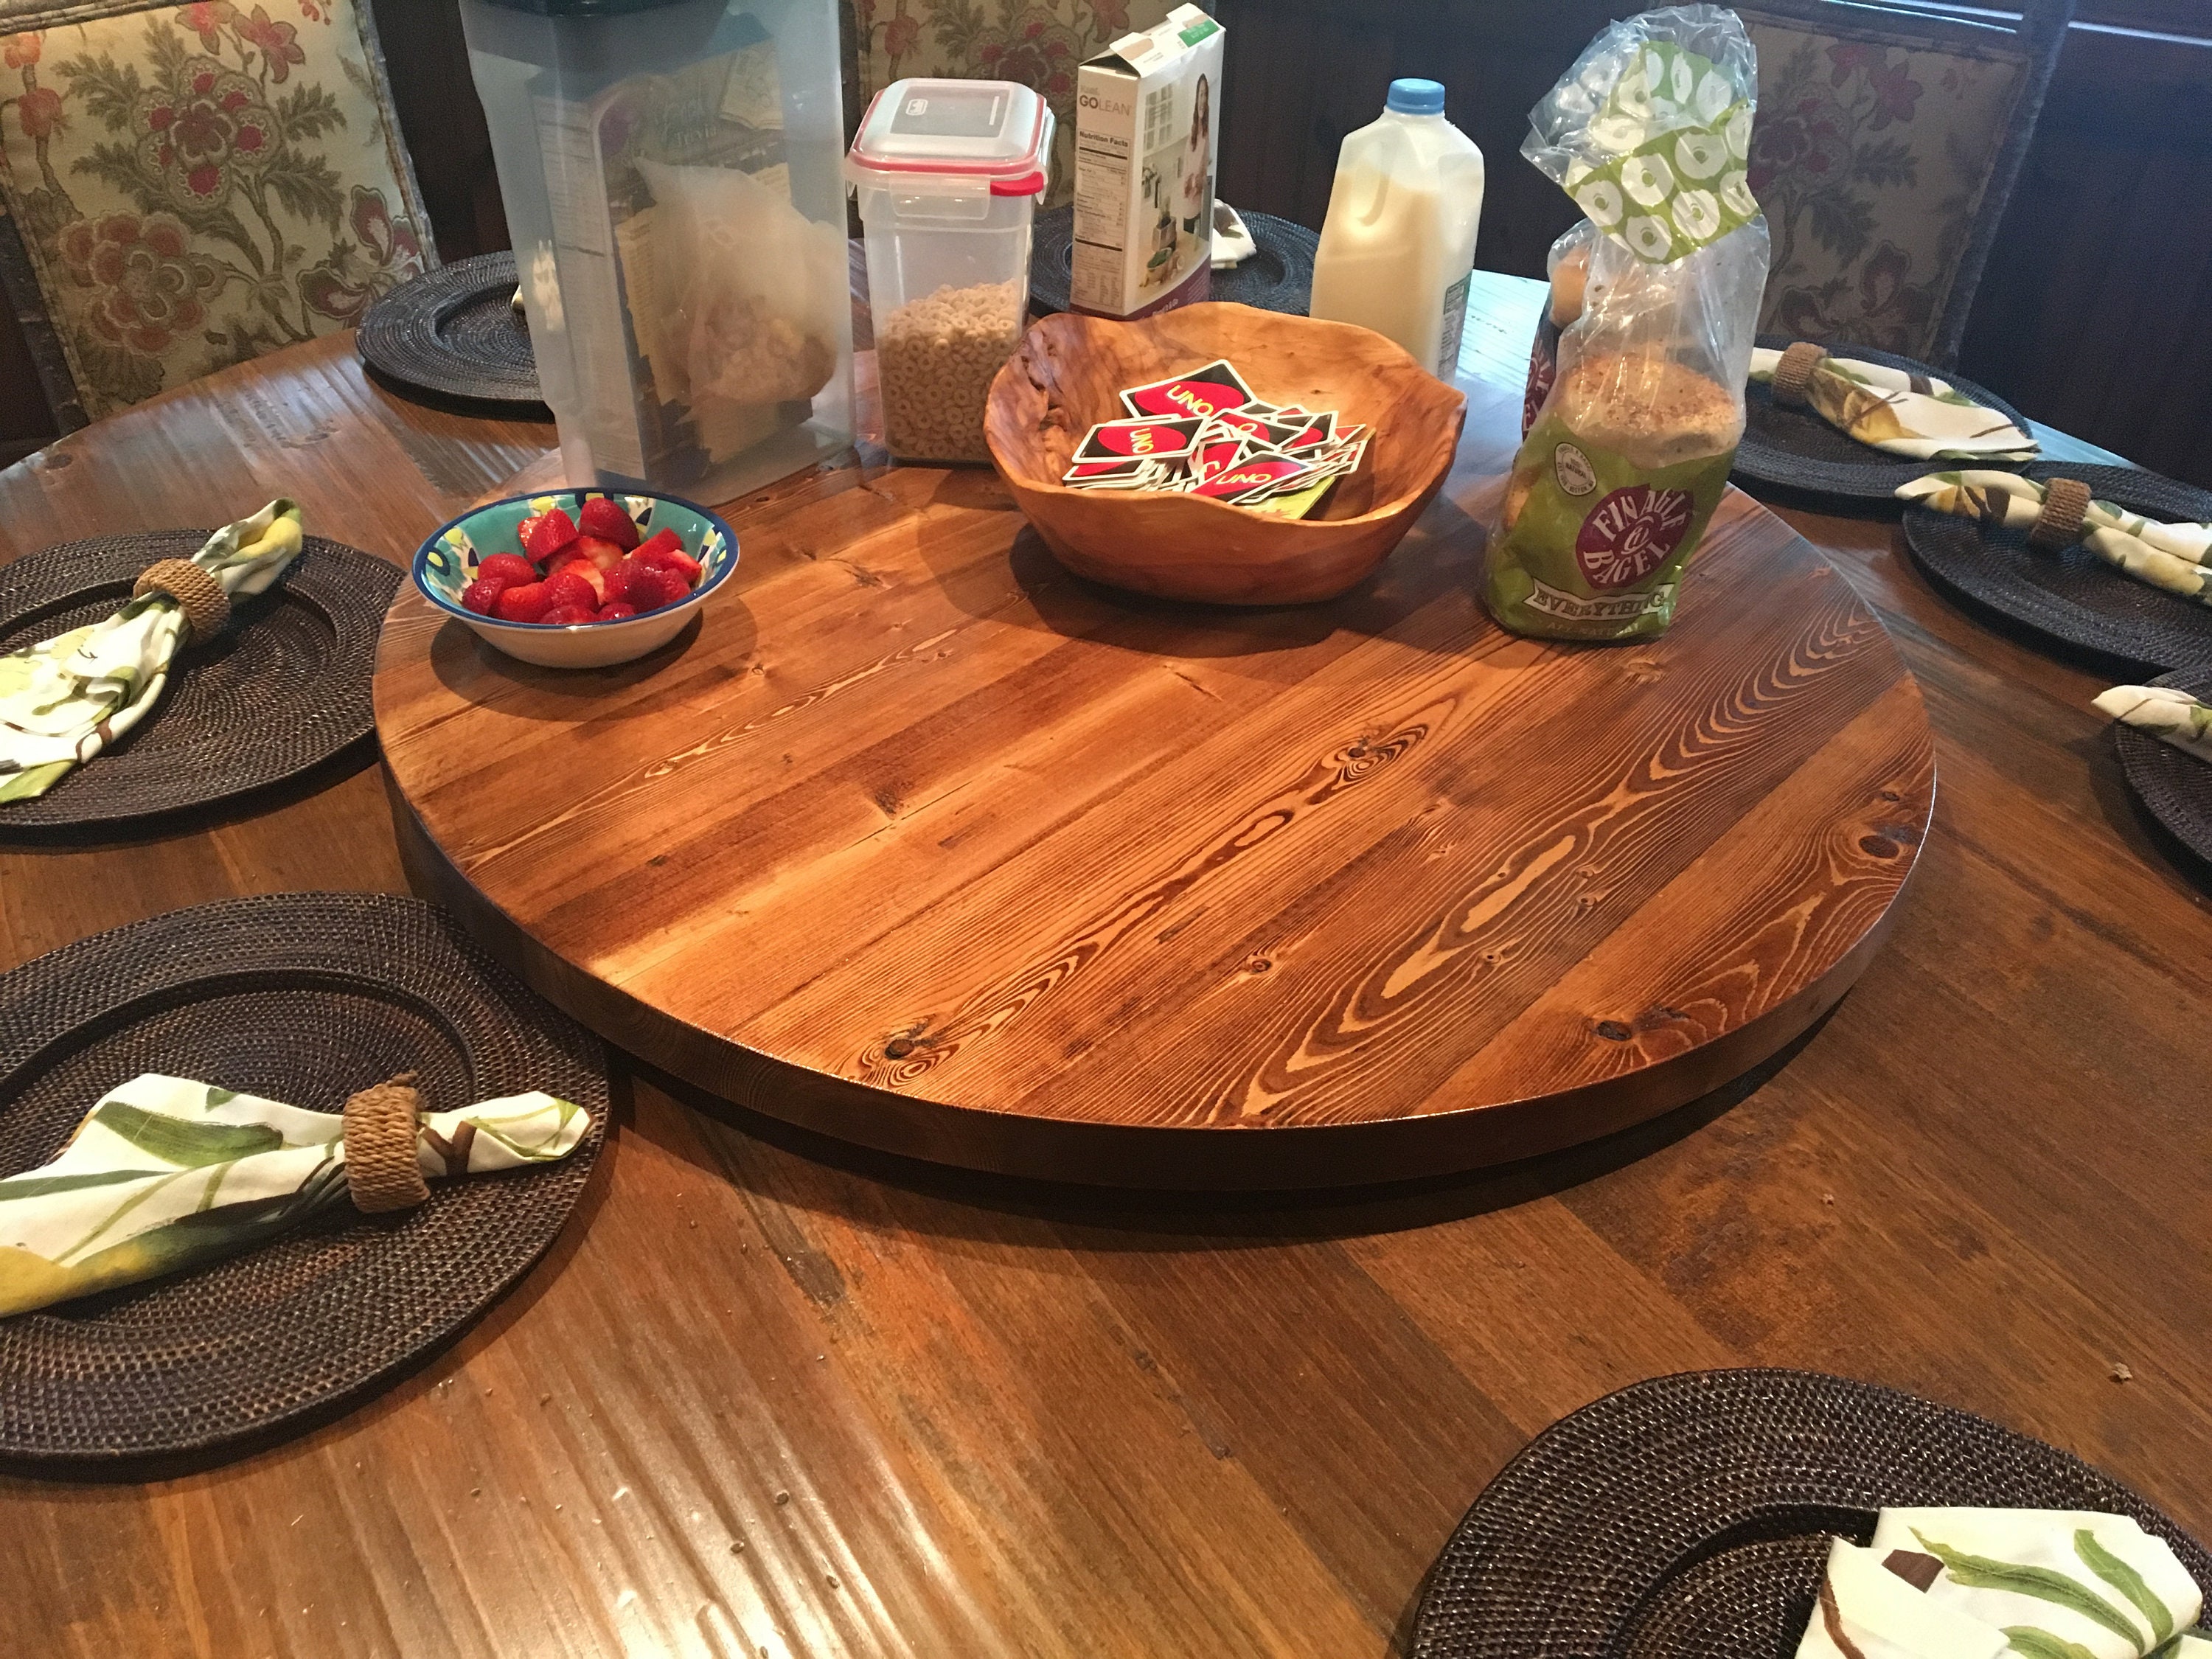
[0,276,2204,1657]
[374,299,1933,1185]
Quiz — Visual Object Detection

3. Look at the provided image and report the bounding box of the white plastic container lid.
[846,78,1051,197]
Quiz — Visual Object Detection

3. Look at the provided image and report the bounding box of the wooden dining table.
[1,269,2205,1659]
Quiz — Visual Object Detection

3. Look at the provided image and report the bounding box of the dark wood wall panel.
[1958,23,2212,489]
[375,0,510,262]
[1211,0,1628,280]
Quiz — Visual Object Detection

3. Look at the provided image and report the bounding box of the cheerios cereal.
[878,279,1026,463]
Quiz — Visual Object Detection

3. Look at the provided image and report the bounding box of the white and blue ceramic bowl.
[414,488,737,669]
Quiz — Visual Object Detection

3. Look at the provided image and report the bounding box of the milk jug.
[1310,79,1485,378]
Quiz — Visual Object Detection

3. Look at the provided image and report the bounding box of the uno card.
[1277,411,1338,454]
[1194,435,1252,481]
[1073,415,1203,463]
[1065,456,1149,480]
[1119,359,1255,420]
[1192,454,1319,503]
[1246,474,1338,519]
[1063,456,1172,490]
[1206,407,1305,448]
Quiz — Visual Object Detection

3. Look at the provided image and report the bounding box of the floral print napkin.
[1898,471,2212,606]
[1753,348,2039,462]
[2096,685,2212,762]
[0,499,304,803]
[0,1072,590,1316]
[1795,1508,2208,1659]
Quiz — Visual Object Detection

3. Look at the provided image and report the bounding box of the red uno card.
[1192,454,1318,502]
[1072,416,1203,462]
[1119,360,1255,421]
[1206,407,1304,448]
[1194,436,1251,480]
[1278,411,1338,453]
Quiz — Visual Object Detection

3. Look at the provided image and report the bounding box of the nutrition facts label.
[1071,134,1131,314]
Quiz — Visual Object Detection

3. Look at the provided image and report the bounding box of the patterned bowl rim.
[411,487,739,633]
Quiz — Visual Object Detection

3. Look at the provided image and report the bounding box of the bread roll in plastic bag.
[1485,6,1769,641]
[1523,218,1596,437]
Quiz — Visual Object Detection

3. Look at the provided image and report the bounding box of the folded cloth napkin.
[1211,201,1256,268]
[2096,685,2212,762]
[1898,470,2212,607]
[1751,346,2039,462]
[1795,1507,2210,1659]
[0,1071,591,1316]
[0,499,305,804]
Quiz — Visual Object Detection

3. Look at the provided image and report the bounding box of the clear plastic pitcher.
[459,0,852,501]
[846,79,1051,464]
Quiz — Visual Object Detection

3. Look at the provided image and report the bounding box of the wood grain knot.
[1858,835,1901,859]
[1594,1020,1634,1042]
[884,1037,917,1059]
[1246,957,1273,974]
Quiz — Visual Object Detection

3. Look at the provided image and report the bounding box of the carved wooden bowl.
[984,302,1467,605]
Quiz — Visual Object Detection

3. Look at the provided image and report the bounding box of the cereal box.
[1070,4,1225,319]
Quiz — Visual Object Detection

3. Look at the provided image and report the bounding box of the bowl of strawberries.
[414,488,735,668]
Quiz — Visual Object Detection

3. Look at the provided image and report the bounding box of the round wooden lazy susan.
[375,425,1933,1189]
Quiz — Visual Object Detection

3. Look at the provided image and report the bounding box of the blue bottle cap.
[1386,78,1447,116]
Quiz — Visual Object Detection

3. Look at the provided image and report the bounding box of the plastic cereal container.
[846,79,1052,463]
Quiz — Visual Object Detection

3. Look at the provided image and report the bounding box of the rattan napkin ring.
[2030,476,2093,551]
[1771,341,1829,408]
[132,558,229,644]
[343,1071,431,1214]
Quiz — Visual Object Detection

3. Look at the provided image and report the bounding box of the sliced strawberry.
[521,507,579,563]
[633,528,702,585]
[460,576,510,616]
[494,580,552,623]
[476,552,536,587]
[541,569,599,613]
[577,496,641,551]
[629,566,691,612]
[543,603,597,625]
[569,534,626,573]
[596,601,638,622]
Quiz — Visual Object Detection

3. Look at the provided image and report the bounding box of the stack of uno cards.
[1059,360,1371,519]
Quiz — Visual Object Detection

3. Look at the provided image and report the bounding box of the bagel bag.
[1485,6,1769,641]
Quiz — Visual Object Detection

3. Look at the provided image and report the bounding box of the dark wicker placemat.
[1028,204,1319,317]
[0,891,607,1467]
[1733,334,2036,504]
[2113,667,2212,869]
[1905,463,2212,676]
[1411,1368,2211,1659]
[358,251,546,411]
[0,532,399,832]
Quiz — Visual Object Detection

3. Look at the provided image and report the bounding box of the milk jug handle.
[1349,120,1408,227]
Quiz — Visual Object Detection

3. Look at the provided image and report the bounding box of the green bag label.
[1562,42,1756,263]
[1485,411,1735,640]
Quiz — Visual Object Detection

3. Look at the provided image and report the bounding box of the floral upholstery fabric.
[1744,13,2028,360]
[849,0,1177,207]
[0,1,429,420]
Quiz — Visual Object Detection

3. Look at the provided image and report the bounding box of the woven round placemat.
[1905,463,2212,676]
[0,891,606,1466]
[2112,667,2212,869]
[0,532,398,832]
[1411,1368,2211,1659]
[1733,335,2036,504]
[358,251,547,411]
[1027,205,1319,317]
